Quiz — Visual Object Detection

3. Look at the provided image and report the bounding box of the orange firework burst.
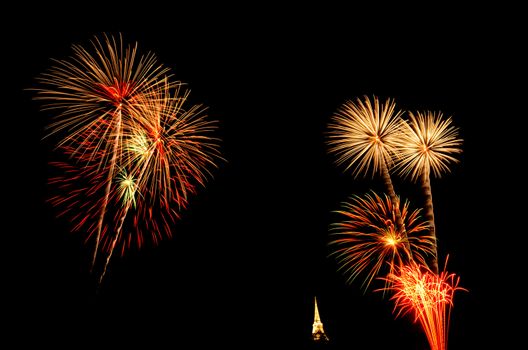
[33,33,173,156]
[34,34,175,270]
[37,34,222,283]
[381,260,466,350]
[329,191,435,291]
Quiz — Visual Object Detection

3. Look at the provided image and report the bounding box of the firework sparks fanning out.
[382,261,465,350]
[329,191,435,291]
[34,33,173,156]
[395,111,462,181]
[327,96,403,178]
[36,34,222,283]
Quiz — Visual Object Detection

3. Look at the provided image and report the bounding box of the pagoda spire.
[312,297,329,342]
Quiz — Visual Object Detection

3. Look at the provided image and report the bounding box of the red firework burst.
[381,260,466,350]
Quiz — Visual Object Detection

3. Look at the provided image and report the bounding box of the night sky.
[5,4,522,348]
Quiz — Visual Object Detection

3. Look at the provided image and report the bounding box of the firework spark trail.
[98,138,152,285]
[329,191,435,291]
[395,111,462,272]
[91,107,122,270]
[327,96,410,251]
[381,260,465,350]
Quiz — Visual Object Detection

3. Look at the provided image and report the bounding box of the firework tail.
[91,108,123,272]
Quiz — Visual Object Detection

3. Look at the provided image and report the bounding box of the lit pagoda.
[312,297,329,343]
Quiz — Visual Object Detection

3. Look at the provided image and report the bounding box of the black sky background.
[4,4,523,349]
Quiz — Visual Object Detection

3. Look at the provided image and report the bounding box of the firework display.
[30,32,467,348]
[327,95,464,349]
[34,34,222,284]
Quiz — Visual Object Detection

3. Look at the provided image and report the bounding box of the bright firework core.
[384,235,399,247]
